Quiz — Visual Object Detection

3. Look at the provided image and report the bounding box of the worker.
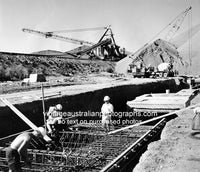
[6,127,46,172]
[192,107,200,130]
[46,104,63,134]
[101,96,114,132]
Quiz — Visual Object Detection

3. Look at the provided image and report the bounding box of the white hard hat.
[37,127,46,136]
[104,96,110,102]
[193,107,200,114]
[56,104,62,111]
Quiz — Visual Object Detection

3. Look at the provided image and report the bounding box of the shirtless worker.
[6,127,46,172]
[101,96,114,132]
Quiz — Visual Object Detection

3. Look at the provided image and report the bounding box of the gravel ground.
[133,90,200,172]
[0,75,161,106]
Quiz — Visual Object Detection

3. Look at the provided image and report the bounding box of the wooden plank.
[41,84,47,131]
[108,102,200,135]
[0,98,51,142]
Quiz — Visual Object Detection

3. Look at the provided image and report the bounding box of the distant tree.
[5,64,29,81]
[15,64,29,80]
[5,67,12,80]
[0,65,6,81]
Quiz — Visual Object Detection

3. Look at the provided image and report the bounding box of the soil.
[0,72,124,94]
[115,39,184,75]
[0,52,115,77]
[0,52,118,94]
[133,91,200,172]
[0,74,161,107]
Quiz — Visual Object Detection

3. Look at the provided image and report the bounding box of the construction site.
[1,1,200,172]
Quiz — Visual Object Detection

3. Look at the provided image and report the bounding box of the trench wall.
[0,79,182,138]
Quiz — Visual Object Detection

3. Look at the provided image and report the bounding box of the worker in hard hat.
[192,107,200,130]
[6,127,46,172]
[46,104,63,134]
[101,96,114,132]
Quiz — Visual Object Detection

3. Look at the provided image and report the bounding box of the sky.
[0,0,199,54]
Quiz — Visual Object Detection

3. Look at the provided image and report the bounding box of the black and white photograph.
[0,0,200,171]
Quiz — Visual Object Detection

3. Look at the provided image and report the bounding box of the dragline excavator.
[22,26,126,61]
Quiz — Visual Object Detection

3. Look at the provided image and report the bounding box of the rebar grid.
[0,125,151,171]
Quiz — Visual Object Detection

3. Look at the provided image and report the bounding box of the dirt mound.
[135,39,179,65]
[115,55,133,74]
[115,39,185,74]
[0,52,115,81]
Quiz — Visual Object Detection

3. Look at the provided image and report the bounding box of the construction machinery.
[126,7,192,77]
[22,26,126,61]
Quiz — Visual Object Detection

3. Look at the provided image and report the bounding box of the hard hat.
[37,127,46,136]
[56,104,62,111]
[104,96,110,102]
[193,107,200,114]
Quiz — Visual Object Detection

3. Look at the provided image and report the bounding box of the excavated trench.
[0,79,181,138]
[0,78,188,171]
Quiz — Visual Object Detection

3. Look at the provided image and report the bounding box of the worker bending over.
[101,96,114,132]
[46,104,63,134]
[6,127,46,172]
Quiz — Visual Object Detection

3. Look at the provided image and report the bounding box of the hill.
[133,39,184,72]
[32,49,63,55]
[67,45,90,55]
[115,39,182,74]
[32,46,94,59]
[115,22,200,76]
[0,52,115,82]
[115,39,188,75]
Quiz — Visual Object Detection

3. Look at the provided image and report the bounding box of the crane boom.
[128,6,192,62]
[22,28,94,46]
[46,26,110,34]
[165,6,192,41]
[22,26,126,61]
[78,38,112,55]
